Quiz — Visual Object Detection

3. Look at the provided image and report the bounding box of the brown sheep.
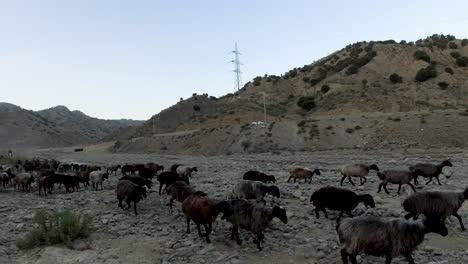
[288,168,321,184]
[14,173,35,192]
[116,180,148,216]
[166,181,206,209]
[181,195,230,243]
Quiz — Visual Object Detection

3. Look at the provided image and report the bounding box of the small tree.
[450,52,461,59]
[462,39,468,46]
[321,84,330,94]
[448,42,458,49]
[361,79,368,88]
[413,50,431,63]
[415,65,437,82]
[445,67,454,75]
[456,56,468,67]
[438,82,449,89]
[297,96,316,111]
[389,73,403,83]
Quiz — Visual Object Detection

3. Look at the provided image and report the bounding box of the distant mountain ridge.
[0,103,143,149]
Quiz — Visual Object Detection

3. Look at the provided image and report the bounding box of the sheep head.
[268,185,280,198]
[272,206,287,224]
[463,188,468,200]
[267,175,277,183]
[216,201,231,219]
[441,160,453,168]
[360,194,375,208]
[369,164,380,172]
[313,169,321,176]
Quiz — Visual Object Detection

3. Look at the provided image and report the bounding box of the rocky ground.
[1,147,468,264]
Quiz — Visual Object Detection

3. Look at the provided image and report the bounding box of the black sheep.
[310,186,375,220]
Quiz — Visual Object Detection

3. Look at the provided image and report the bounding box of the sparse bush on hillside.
[345,65,359,75]
[449,42,458,49]
[309,75,326,86]
[16,209,92,250]
[415,65,437,82]
[283,69,298,79]
[180,97,183,102]
[361,79,368,88]
[321,84,330,94]
[450,51,461,59]
[209,96,217,100]
[389,73,403,83]
[445,67,454,75]
[297,96,316,111]
[192,93,197,97]
[193,105,200,112]
[253,76,262,86]
[345,128,354,134]
[241,140,251,151]
[302,77,310,83]
[462,39,468,46]
[413,50,431,63]
[456,56,468,67]
[399,40,407,45]
[438,82,449,90]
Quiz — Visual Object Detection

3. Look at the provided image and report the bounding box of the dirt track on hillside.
[1,148,468,264]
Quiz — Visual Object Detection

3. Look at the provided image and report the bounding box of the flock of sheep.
[1,158,467,263]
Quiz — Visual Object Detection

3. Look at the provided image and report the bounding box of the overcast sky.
[1,0,467,120]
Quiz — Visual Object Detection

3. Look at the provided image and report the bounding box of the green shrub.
[438,82,449,89]
[413,50,431,63]
[415,65,437,82]
[448,42,458,49]
[16,209,92,250]
[389,73,403,83]
[450,51,461,59]
[462,39,468,46]
[345,65,359,75]
[456,56,468,67]
[253,76,262,86]
[302,77,310,83]
[321,84,330,94]
[445,67,454,75]
[297,96,316,111]
[345,128,354,134]
[355,125,362,130]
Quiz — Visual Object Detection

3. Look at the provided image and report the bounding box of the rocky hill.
[113,34,468,154]
[0,103,143,149]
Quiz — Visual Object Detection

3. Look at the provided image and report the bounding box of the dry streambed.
[1,148,468,264]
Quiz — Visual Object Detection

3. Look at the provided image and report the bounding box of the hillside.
[0,103,143,149]
[114,34,468,154]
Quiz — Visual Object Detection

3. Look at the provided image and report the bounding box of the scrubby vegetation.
[445,67,454,75]
[389,73,403,83]
[450,52,461,59]
[415,65,437,82]
[321,84,330,94]
[448,42,458,49]
[462,39,468,46]
[413,50,431,63]
[438,82,449,90]
[253,76,262,86]
[297,96,316,111]
[16,209,92,250]
[456,56,468,67]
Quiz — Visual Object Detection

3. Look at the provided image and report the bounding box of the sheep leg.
[196,223,203,237]
[349,254,358,264]
[203,224,211,243]
[347,176,355,186]
[453,212,466,231]
[322,208,329,219]
[186,218,191,234]
[435,176,442,185]
[118,198,123,208]
[231,225,242,245]
[340,175,347,186]
[309,177,312,184]
[346,210,353,218]
[158,184,163,195]
[408,183,416,193]
[383,183,390,194]
[315,207,320,219]
[378,183,383,193]
[338,211,344,220]
[133,202,138,216]
[287,176,293,182]
[360,177,366,185]
[425,177,433,185]
[397,184,402,195]
[385,255,393,264]
[304,178,307,183]
[254,232,264,251]
[169,198,174,209]
[340,249,349,264]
